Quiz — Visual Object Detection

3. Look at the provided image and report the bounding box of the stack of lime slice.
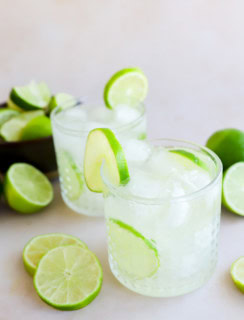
[23,233,103,310]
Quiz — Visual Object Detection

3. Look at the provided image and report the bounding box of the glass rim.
[101,138,223,205]
[50,99,146,136]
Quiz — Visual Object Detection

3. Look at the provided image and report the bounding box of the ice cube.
[88,106,114,124]
[56,106,87,130]
[114,105,141,125]
[123,139,151,163]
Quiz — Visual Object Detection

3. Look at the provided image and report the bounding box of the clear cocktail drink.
[51,102,146,216]
[103,139,222,297]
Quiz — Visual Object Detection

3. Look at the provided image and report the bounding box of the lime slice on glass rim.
[23,233,87,276]
[58,151,84,200]
[231,256,244,293]
[104,68,148,109]
[108,219,159,279]
[84,128,130,192]
[10,81,51,111]
[4,163,53,214]
[170,149,208,170]
[0,110,44,141]
[34,245,103,310]
[0,108,19,128]
[49,93,77,112]
[222,162,244,215]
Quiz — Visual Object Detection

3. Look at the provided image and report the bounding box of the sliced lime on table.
[84,128,130,192]
[231,256,244,293]
[21,115,52,140]
[0,110,44,141]
[108,219,159,279]
[206,129,244,170]
[10,81,51,111]
[4,163,53,214]
[23,233,87,276]
[58,151,83,200]
[34,245,103,310]
[104,68,148,109]
[222,162,244,215]
[0,108,19,128]
[49,93,76,112]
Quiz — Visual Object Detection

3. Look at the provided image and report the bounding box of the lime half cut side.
[222,162,244,215]
[84,128,130,192]
[4,163,53,214]
[104,68,148,109]
[23,233,87,276]
[231,257,244,293]
[10,81,51,111]
[34,245,103,310]
[58,151,84,201]
[108,218,159,279]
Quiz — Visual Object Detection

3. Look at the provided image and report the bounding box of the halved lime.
[58,151,83,200]
[108,219,159,279]
[0,110,44,141]
[23,233,87,276]
[0,108,19,128]
[170,149,207,170]
[49,93,76,112]
[222,162,244,215]
[104,68,148,109]
[4,163,53,214]
[84,128,130,192]
[21,115,52,140]
[206,129,244,170]
[10,81,51,111]
[34,245,103,310]
[231,256,244,293]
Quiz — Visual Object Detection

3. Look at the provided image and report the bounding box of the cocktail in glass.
[102,139,222,297]
[51,102,146,216]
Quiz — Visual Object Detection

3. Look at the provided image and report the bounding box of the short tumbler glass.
[103,139,222,297]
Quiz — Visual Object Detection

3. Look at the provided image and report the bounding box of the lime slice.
[4,163,53,214]
[23,233,87,276]
[206,129,244,170]
[0,110,44,141]
[10,81,51,111]
[58,151,83,200]
[104,68,148,109]
[108,219,159,279]
[34,245,103,310]
[49,93,76,112]
[231,256,244,293]
[222,162,244,215]
[0,108,19,128]
[84,128,129,192]
[21,115,52,140]
[170,149,207,170]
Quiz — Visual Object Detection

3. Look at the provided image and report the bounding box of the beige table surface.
[1,1,244,319]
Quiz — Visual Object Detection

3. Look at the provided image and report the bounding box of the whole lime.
[206,129,244,170]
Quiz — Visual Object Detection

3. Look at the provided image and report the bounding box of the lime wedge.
[23,233,87,276]
[21,115,52,140]
[34,245,103,310]
[170,149,207,170]
[0,108,19,128]
[231,256,244,293]
[49,93,76,112]
[108,219,159,279]
[58,151,83,200]
[222,162,244,215]
[7,98,24,112]
[10,81,51,111]
[0,110,44,141]
[104,68,148,109]
[4,163,53,214]
[84,128,129,192]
